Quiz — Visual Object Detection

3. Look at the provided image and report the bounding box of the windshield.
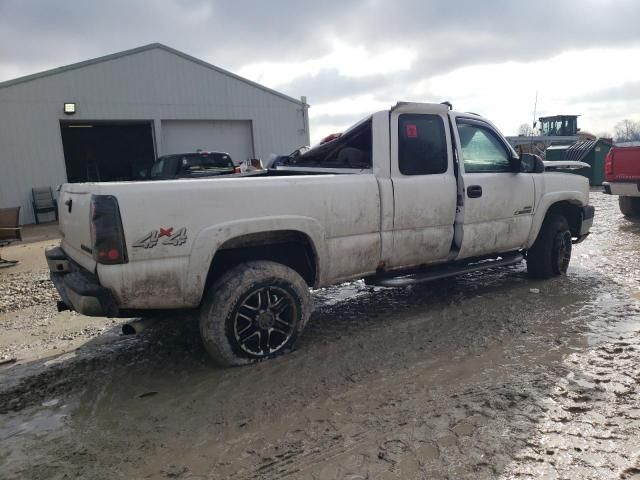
[150,158,165,178]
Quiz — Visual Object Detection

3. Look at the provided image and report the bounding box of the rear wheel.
[618,196,640,217]
[527,214,572,279]
[199,261,311,366]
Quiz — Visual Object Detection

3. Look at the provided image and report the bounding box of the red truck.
[603,146,640,216]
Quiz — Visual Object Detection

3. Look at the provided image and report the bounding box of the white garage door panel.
[161,120,254,163]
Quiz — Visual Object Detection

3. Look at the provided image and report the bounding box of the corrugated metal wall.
[0,47,309,223]
[161,120,254,161]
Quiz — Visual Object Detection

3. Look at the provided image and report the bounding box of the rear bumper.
[602,181,640,197]
[45,246,118,317]
[574,205,595,244]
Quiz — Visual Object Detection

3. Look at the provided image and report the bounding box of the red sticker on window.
[405,124,418,138]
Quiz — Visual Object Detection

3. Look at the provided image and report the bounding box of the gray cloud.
[2,0,640,138]
[578,81,640,103]
[0,0,337,74]
[309,112,371,127]
[342,0,640,73]
[278,69,409,103]
[3,0,640,79]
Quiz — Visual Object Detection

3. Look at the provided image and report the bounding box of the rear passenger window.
[398,114,447,175]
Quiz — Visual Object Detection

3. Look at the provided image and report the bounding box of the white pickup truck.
[46,102,594,366]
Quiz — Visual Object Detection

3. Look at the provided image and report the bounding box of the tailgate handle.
[467,185,483,198]
[65,199,72,213]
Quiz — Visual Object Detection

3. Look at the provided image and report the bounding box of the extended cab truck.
[603,146,640,216]
[46,102,594,366]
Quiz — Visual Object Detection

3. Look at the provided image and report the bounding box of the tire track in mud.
[211,252,640,479]
[0,314,207,413]
[214,331,640,480]
[0,263,529,414]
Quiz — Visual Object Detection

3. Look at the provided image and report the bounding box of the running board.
[367,252,524,288]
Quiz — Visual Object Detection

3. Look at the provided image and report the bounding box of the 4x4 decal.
[132,227,188,249]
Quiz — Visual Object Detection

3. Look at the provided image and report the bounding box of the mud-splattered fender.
[526,174,589,247]
[183,216,327,306]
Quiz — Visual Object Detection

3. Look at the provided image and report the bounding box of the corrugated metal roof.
[539,114,580,120]
[0,43,305,106]
[563,140,597,162]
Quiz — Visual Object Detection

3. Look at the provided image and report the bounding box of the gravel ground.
[0,241,123,365]
[0,272,57,314]
[0,191,639,479]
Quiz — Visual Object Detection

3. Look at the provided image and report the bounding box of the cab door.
[384,104,458,270]
[452,116,535,259]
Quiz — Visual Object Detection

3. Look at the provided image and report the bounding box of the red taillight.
[605,149,614,180]
[90,195,128,265]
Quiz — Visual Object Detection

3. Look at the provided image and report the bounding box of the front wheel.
[527,214,572,279]
[619,196,640,217]
[199,261,311,366]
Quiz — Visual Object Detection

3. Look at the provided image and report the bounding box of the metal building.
[0,43,310,223]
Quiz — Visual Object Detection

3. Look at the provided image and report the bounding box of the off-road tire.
[526,214,572,279]
[199,261,311,366]
[618,196,640,217]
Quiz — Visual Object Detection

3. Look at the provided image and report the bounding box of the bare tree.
[614,119,640,142]
[595,131,613,140]
[518,123,534,136]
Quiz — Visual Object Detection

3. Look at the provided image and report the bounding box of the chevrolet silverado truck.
[603,146,640,217]
[46,102,594,366]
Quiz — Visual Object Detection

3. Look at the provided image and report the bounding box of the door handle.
[467,185,483,198]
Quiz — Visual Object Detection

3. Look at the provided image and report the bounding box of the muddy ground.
[1,191,640,479]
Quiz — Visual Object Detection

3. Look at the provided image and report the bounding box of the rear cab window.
[151,153,234,178]
[177,153,234,174]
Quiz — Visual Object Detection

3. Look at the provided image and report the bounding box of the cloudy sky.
[1,0,640,143]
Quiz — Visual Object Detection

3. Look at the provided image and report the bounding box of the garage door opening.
[60,121,156,183]
[161,120,254,164]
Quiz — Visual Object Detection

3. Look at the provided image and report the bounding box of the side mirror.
[519,153,545,173]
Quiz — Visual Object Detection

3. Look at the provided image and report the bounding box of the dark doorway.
[60,122,156,182]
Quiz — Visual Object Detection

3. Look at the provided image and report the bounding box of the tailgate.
[58,186,96,272]
[608,147,640,181]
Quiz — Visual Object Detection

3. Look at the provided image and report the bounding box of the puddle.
[0,400,73,477]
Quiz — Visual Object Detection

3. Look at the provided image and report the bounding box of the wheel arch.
[184,217,326,306]
[206,230,319,288]
[527,196,585,247]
